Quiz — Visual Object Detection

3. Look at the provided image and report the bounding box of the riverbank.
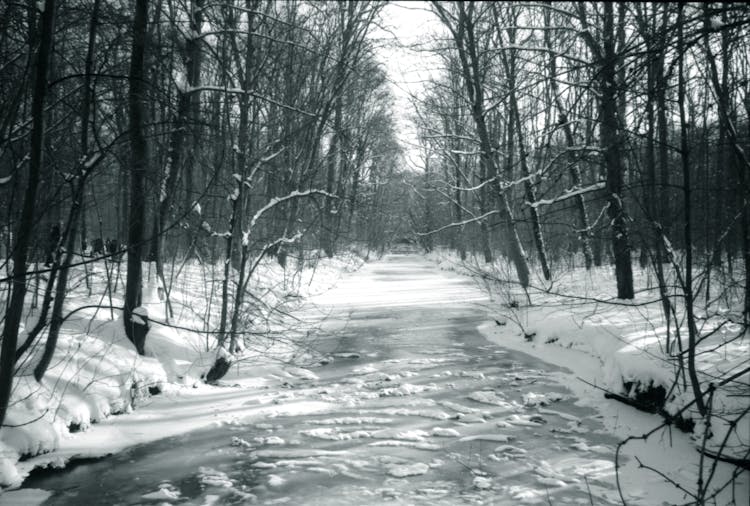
[428,249,749,504]
[0,251,364,491]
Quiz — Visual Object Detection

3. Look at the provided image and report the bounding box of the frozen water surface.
[25,255,624,505]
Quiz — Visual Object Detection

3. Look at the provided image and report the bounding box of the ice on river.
[387,462,430,478]
[431,427,460,437]
[19,256,649,505]
[468,390,518,410]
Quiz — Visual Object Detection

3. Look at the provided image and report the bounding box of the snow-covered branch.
[434,187,475,218]
[450,172,535,194]
[245,147,286,185]
[247,232,304,279]
[575,202,610,234]
[188,85,317,117]
[449,176,498,193]
[246,189,336,233]
[483,45,590,66]
[198,30,311,53]
[450,149,483,156]
[527,181,605,209]
[416,210,500,237]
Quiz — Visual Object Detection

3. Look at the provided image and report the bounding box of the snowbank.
[428,249,749,501]
[0,250,363,488]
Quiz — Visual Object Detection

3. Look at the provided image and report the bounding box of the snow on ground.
[428,249,749,503]
[2,251,747,505]
[0,250,363,488]
[387,462,430,478]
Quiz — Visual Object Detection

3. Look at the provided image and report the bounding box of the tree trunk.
[422,153,434,252]
[34,182,84,380]
[151,1,203,318]
[185,0,204,237]
[509,88,550,280]
[322,96,342,258]
[124,0,150,353]
[34,0,101,380]
[218,176,240,348]
[680,5,706,416]
[477,160,493,264]
[543,7,594,269]
[215,1,257,369]
[435,2,530,285]
[500,12,548,280]
[453,153,466,261]
[0,0,56,428]
[600,2,634,299]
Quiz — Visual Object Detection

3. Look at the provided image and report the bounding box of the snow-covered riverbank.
[6,255,631,505]
[429,249,749,504]
[0,252,363,491]
[2,253,747,505]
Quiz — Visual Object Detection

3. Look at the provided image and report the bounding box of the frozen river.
[26,255,623,505]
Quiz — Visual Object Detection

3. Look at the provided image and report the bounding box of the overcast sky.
[371,1,443,171]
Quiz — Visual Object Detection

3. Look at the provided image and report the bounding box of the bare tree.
[433,1,530,288]
[575,2,634,299]
[0,0,57,427]
[123,0,150,354]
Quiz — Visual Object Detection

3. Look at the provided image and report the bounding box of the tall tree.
[433,1,530,288]
[543,4,594,270]
[123,0,150,354]
[0,0,57,427]
[577,2,634,299]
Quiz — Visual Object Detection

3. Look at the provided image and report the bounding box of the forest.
[0,0,406,425]
[0,1,748,504]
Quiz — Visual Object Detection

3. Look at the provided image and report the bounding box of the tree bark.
[124,0,150,353]
[0,0,56,428]
[78,0,100,255]
[34,0,101,380]
[322,96,342,258]
[151,0,203,319]
[509,84,550,280]
[598,2,634,299]
[679,5,706,416]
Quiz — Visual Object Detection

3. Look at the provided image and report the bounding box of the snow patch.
[473,476,492,489]
[141,486,181,501]
[522,392,563,407]
[468,391,515,410]
[431,427,460,437]
[460,434,513,443]
[268,474,285,488]
[198,467,234,488]
[255,436,285,445]
[387,462,429,478]
[371,428,429,441]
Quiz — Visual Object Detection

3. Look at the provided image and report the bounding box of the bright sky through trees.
[373,1,441,170]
